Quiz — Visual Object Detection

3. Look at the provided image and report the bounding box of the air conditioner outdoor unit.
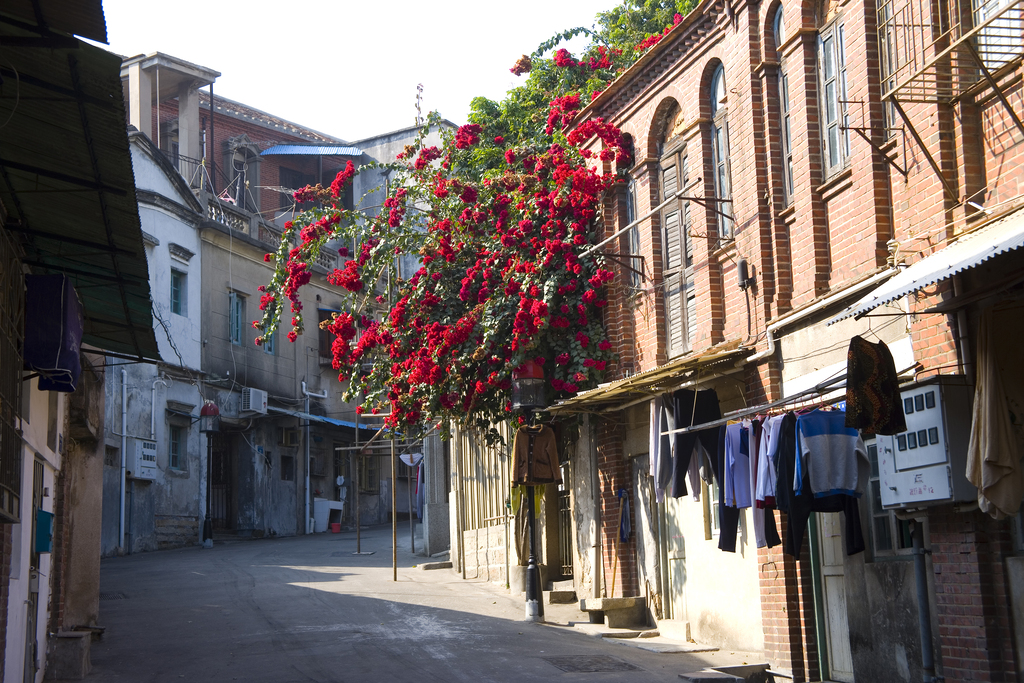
[241,387,268,414]
[130,440,157,480]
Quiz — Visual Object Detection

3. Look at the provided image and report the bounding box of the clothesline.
[662,363,920,437]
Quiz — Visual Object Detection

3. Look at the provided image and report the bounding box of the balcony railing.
[879,0,1024,103]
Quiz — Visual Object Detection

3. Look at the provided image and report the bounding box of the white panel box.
[877,375,975,508]
[131,439,158,480]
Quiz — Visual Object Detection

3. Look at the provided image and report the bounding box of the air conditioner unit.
[130,440,157,480]
[241,387,268,414]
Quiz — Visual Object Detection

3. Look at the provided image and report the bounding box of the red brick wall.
[595,418,638,597]
[759,511,821,683]
[47,466,70,634]
[930,508,1017,682]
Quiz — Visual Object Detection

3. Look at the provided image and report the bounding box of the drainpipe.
[747,269,897,364]
[120,369,128,551]
[302,381,328,534]
[151,378,168,439]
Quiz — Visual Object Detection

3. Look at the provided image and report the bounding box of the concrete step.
[546,589,576,604]
[417,560,452,570]
[679,664,775,683]
[657,618,691,641]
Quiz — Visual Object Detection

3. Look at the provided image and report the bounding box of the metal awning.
[267,406,381,431]
[829,205,1024,324]
[548,342,746,414]
[0,24,160,360]
[261,145,363,157]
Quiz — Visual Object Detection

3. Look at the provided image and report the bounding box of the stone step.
[546,589,576,604]
[656,618,691,641]
[679,664,775,683]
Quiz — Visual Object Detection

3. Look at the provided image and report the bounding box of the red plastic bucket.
[330,523,341,533]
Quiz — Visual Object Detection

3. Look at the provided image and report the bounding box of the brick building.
[552,0,1024,680]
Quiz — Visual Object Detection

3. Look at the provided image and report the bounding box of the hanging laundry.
[618,489,632,542]
[724,421,753,508]
[686,441,702,502]
[966,306,1024,519]
[795,409,867,497]
[713,425,742,553]
[777,412,865,557]
[845,335,907,435]
[750,418,766,548]
[670,388,722,498]
[755,414,784,508]
[657,396,676,499]
[511,425,561,486]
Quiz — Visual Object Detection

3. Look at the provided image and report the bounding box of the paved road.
[87,525,755,682]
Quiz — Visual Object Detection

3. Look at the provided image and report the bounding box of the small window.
[359,455,379,494]
[170,269,186,316]
[774,5,795,205]
[169,424,183,469]
[229,292,245,346]
[281,455,295,481]
[264,330,276,355]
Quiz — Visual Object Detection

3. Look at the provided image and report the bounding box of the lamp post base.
[524,485,545,622]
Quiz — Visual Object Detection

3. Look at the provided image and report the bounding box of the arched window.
[709,65,733,236]
[659,103,696,357]
[775,6,795,204]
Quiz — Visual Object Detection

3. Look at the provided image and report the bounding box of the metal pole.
[203,435,213,548]
[525,485,544,622]
[913,518,939,683]
[392,437,398,581]
[408,456,415,553]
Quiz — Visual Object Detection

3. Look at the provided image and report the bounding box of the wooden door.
[211,435,234,530]
[818,511,855,682]
[660,494,688,623]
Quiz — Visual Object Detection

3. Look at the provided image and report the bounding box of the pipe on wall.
[120,369,127,551]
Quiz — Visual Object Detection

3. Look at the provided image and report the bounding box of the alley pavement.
[86,524,760,682]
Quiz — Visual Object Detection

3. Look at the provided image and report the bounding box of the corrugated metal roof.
[2,0,107,43]
[260,145,363,157]
[548,343,746,413]
[829,205,1024,324]
[0,30,160,360]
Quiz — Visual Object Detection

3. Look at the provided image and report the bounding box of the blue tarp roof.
[267,406,381,431]
[260,145,363,157]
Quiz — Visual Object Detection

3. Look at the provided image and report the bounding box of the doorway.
[817,511,855,682]
[211,435,235,530]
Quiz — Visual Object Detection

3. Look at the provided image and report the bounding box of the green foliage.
[596,0,696,51]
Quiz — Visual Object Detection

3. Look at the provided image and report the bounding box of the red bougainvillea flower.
[255,107,625,438]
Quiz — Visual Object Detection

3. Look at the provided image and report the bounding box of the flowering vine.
[256,111,629,438]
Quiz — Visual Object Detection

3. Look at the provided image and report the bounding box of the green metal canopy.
[0,13,160,361]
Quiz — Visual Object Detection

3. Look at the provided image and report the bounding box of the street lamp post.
[199,400,220,549]
[512,360,547,623]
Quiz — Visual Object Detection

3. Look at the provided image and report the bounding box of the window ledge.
[817,167,854,200]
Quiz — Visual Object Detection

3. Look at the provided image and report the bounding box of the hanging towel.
[967,306,1024,519]
[845,335,907,435]
[618,489,632,542]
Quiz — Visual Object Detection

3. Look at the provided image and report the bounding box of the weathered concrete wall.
[62,354,105,629]
[845,554,924,683]
[572,415,597,599]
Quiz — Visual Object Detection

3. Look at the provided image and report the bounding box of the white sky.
[99,0,622,142]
